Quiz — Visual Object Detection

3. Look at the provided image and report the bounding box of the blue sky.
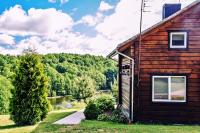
[0,0,196,55]
[0,0,119,20]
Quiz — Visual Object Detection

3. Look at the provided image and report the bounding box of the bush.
[96,95,115,113]
[52,90,57,97]
[84,94,115,120]
[0,76,13,114]
[110,109,128,123]
[111,80,118,101]
[96,109,128,123]
[84,100,100,120]
[54,105,65,110]
[10,52,51,125]
[97,113,110,121]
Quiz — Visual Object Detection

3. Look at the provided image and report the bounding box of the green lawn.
[0,102,85,133]
[0,110,76,133]
[75,120,200,133]
[0,115,37,133]
[1,108,200,133]
[33,109,76,133]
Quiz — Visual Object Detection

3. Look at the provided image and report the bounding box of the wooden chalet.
[108,0,200,123]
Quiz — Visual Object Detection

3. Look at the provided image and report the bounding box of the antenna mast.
[138,0,150,86]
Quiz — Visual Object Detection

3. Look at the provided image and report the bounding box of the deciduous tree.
[72,76,95,102]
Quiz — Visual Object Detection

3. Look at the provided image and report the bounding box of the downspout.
[116,51,134,121]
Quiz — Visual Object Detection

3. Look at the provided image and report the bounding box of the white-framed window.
[152,76,186,102]
[170,32,187,48]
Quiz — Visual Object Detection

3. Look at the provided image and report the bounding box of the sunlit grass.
[1,101,200,133]
[0,102,85,133]
[0,115,37,133]
[32,110,76,133]
[73,120,200,133]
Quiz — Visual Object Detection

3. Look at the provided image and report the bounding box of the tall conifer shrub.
[10,52,51,125]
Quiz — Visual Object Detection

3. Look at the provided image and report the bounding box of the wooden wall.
[118,48,132,119]
[133,3,200,123]
[121,57,131,118]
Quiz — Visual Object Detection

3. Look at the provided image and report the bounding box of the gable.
[142,2,200,45]
[117,1,200,52]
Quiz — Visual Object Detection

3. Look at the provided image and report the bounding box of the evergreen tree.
[10,52,51,125]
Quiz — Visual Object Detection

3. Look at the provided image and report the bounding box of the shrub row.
[97,109,128,123]
[84,94,115,120]
[84,94,128,123]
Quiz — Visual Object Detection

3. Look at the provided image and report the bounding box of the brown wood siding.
[135,3,200,123]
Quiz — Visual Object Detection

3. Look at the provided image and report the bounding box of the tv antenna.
[138,0,151,86]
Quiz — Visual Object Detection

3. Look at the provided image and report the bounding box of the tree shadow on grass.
[0,124,25,130]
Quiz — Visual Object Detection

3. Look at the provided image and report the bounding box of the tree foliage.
[72,76,95,102]
[0,53,117,107]
[41,53,117,96]
[0,76,13,114]
[10,53,51,125]
[86,70,106,90]
[111,79,118,101]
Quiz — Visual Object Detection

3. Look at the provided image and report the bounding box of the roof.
[107,0,200,58]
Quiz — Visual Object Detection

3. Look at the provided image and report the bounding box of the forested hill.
[0,53,117,97]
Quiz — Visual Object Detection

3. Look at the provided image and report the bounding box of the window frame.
[152,76,186,103]
[169,32,188,49]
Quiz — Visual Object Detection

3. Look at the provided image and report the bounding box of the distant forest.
[0,53,117,97]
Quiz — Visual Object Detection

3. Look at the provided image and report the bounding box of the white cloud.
[99,1,114,12]
[84,34,115,54]
[48,0,56,3]
[9,30,90,55]
[96,0,141,44]
[77,1,114,27]
[0,5,73,36]
[60,0,69,5]
[0,47,19,55]
[77,13,104,26]
[0,0,197,56]
[0,34,15,45]
[96,0,196,48]
[48,0,69,4]
[1,30,112,56]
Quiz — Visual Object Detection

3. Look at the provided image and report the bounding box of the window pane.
[172,34,185,46]
[171,77,185,101]
[154,78,168,100]
[173,34,184,40]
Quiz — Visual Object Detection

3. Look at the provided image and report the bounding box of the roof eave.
[116,0,200,50]
[107,48,117,58]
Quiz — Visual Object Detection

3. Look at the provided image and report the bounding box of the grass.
[1,100,200,133]
[0,115,37,133]
[0,102,85,133]
[0,110,76,133]
[2,115,200,133]
[73,120,200,133]
[32,109,76,133]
